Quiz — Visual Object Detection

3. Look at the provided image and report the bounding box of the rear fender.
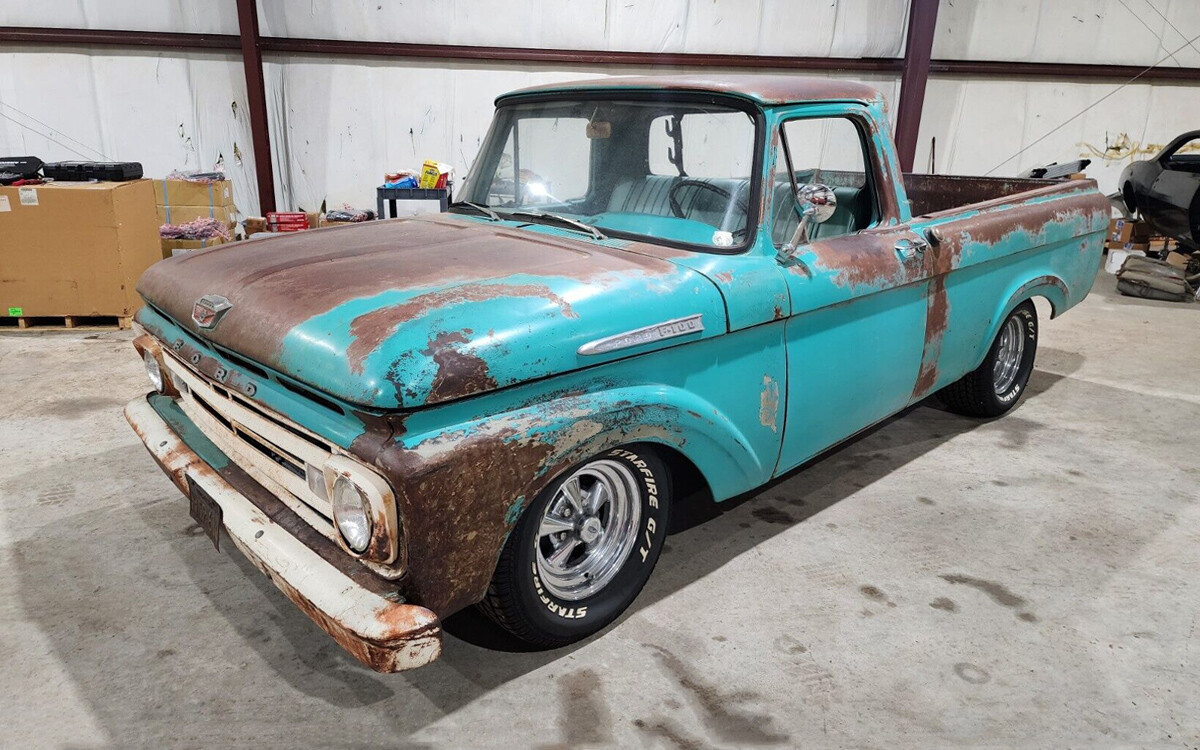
[971,274,1068,374]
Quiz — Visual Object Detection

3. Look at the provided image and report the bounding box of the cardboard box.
[1105,241,1150,252]
[244,216,267,236]
[1165,251,1192,269]
[1108,218,1151,245]
[0,180,161,318]
[160,236,232,257]
[153,178,233,210]
[154,178,236,237]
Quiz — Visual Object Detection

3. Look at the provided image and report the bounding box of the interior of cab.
[460,98,761,249]
[458,99,878,251]
[769,116,877,247]
[770,170,874,247]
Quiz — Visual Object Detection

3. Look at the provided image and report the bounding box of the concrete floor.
[2,272,1198,749]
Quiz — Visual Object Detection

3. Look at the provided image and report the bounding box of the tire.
[940,300,1038,418]
[477,444,671,648]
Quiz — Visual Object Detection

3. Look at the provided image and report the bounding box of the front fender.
[374,385,765,616]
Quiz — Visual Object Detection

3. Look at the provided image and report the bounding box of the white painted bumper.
[125,395,442,672]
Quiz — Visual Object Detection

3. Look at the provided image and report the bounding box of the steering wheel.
[668,179,749,232]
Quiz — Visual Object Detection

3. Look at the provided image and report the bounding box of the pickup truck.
[125,74,1110,672]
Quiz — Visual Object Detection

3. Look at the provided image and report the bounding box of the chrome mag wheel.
[535,459,642,601]
[993,316,1026,394]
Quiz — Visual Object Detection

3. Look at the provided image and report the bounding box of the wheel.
[939,300,1038,418]
[477,444,671,648]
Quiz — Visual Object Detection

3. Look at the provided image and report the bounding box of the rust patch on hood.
[422,330,498,404]
[137,215,676,375]
[345,282,576,374]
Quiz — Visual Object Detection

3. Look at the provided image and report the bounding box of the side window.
[772,117,876,247]
[1163,135,1200,173]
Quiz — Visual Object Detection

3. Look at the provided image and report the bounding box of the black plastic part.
[42,161,143,181]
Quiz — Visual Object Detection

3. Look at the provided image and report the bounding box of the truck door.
[772,108,932,475]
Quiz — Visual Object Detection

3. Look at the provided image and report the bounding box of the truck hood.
[137,216,726,409]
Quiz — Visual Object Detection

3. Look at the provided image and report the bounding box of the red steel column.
[894,0,940,173]
[235,0,276,214]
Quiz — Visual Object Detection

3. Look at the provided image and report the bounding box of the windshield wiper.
[511,210,607,241]
[448,201,500,221]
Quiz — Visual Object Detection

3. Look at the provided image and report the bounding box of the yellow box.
[418,160,442,189]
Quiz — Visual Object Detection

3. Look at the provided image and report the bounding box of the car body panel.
[1120,129,1200,250]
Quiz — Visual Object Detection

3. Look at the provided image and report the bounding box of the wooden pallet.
[0,314,133,330]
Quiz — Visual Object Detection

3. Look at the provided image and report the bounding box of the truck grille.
[160,349,336,524]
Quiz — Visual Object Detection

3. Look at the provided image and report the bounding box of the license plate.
[187,476,222,551]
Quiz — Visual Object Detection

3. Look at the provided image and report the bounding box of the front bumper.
[125,394,442,672]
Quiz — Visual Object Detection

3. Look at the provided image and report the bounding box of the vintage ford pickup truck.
[126,75,1109,672]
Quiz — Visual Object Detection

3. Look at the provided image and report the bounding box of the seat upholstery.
[608,175,751,228]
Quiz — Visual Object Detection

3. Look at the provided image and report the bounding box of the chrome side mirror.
[778,183,837,265]
[796,183,837,224]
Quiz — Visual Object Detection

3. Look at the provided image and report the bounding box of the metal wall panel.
[933,0,1200,68]
[0,1,238,34]
[257,0,909,57]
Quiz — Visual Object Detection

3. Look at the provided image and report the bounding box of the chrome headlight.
[331,475,372,553]
[143,349,164,392]
[323,455,400,564]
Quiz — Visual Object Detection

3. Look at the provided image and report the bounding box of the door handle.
[895,237,928,261]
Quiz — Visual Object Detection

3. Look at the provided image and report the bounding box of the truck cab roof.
[498,74,885,107]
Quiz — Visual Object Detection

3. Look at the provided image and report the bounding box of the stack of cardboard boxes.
[1105,217,1195,274]
[1106,218,1152,255]
[155,178,236,256]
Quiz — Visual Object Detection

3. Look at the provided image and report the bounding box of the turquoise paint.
[776,270,929,473]
[136,306,376,450]
[277,264,727,409]
[504,497,525,526]
[148,393,231,470]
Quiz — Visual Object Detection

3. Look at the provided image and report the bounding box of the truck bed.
[904,174,1069,217]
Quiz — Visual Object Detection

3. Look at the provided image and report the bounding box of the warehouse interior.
[2,1,1199,747]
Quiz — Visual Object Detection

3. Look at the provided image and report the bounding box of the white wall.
[260,0,910,212]
[934,0,1200,67]
[0,47,260,215]
[257,0,909,57]
[0,0,238,34]
[915,77,1200,192]
[1,0,1198,214]
[920,0,1200,193]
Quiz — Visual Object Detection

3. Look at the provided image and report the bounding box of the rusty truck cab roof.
[497,74,884,107]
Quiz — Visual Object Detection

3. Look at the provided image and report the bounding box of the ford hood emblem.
[192,295,233,329]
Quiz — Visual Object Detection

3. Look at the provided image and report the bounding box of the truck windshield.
[456,98,759,251]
